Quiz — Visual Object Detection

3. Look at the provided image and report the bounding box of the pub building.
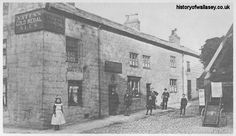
[3,3,203,129]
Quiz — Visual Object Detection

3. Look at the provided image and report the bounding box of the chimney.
[124,13,140,31]
[169,28,180,45]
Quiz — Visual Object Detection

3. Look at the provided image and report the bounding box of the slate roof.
[47,3,200,57]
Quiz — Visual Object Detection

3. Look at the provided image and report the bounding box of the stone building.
[3,3,203,129]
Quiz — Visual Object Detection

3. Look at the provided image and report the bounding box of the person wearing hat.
[161,88,170,110]
[124,89,132,116]
[151,88,158,110]
[51,95,66,130]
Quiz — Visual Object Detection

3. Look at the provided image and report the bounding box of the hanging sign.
[211,82,222,97]
[105,61,122,73]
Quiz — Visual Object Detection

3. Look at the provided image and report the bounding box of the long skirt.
[51,110,66,125]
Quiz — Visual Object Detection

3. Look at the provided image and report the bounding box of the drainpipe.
[97,25,102,118]
[182,52,185,95]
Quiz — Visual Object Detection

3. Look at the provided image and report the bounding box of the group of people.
[50,88,188,130]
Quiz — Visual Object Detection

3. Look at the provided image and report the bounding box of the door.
[108,84,117,115]
[187,80,192,100]
[146,83,151,103]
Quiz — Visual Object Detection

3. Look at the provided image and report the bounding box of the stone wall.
[4,3,46,129]
[99,30,186,114]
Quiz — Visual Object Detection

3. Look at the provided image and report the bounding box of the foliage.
[199,36,224,68]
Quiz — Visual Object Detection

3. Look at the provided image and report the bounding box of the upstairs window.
[187,61,191,72]
[66,37,79,63]
[170,56,176,68]
[143,55,150,69]
[169,79,177,93]
[68,80,82,106]
[3,39,7,69]
[129,52,138,67]
[3,3,9,16]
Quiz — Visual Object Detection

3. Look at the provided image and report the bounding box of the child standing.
[180,94,188,116]
[146,94,153,115]
[51,95,66,130]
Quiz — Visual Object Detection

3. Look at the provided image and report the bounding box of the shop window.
[169,79,177,93]
[128,76,141,97]
[68,80,82,106]
[143,55,150,69]
[187,61,191,72]
[129,52,138,67]
[170,56,176,68]
[3,78,7,107]
[66,37,80,63]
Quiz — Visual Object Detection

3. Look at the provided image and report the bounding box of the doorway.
[187,80,192,100]
[108,84,117,115]
[146,83,151,102]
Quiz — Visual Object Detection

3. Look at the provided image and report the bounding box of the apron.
[51,103,66,125]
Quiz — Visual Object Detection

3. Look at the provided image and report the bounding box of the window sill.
[130,65,139,68]
[68,105,83,107]
[132,97,141,100]
[66,61,79,63]
[143,67,151,70]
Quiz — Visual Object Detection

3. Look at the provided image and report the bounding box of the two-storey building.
[3,3,203,129]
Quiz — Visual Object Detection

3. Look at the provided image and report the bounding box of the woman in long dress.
[51,96,66,130]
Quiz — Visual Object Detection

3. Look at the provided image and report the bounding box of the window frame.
[129,52,139,67]
[128,76,141,98]
[3,39,7,69]
[170,56,176,68]
[66,37,80,63]
[3,78,7,107]
[169,79,177,93]
[187,61,191,72]
[68,80,83,106]
[143,55,151,69]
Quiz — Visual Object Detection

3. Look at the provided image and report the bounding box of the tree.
[199,36,224,68]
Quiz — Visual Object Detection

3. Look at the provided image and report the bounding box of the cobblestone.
[83,100,233,134]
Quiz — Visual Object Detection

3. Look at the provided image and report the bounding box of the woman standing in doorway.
[51,95,66,130]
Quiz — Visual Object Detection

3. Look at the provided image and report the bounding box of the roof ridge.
[49,3,199,57]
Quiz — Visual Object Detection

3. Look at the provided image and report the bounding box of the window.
[3,78,7,107]
[68,80,82,106]
[129,52,138,67]
[143,55,150,69]
[128,76,141,97]
[170,56,176,68]
[3,3,9,16]
[187,61,190,72]
[66,37,79,63]
[3,39,7,69]
[169,79,177,93]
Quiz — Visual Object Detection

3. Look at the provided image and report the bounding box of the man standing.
[124,90,132,116]
[110,88,120,115]
[180,94,188,116]
[162,88,170,110]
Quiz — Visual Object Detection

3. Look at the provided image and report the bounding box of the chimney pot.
[124,13,140,31]
[169,28,180,45]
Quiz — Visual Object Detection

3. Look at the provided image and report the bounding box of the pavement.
[4,102,191,133]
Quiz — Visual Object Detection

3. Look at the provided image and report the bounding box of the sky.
[75,2,233,53]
